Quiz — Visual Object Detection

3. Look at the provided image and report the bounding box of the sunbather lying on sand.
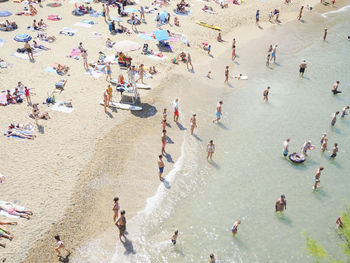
[0,203,33,219]
[149,66,158,74]
[5,130,36,139]
[29,5,38,16]
[37,33,56,43]
[55,79,67,93]
[0,222,17,226]
[33,40,50,50]
[32,104,50,121]
[56,64,69,75]
[0,227,13,241]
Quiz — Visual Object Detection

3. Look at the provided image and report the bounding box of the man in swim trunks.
[171,230,178,245]
[275,194,286,212]
[299,60,307,78]
[331,111,339,126]
[213,101,223,123]
[341,106,349,118]
[263,87,270,102]
[332,81,341,94]
[270,45,277,63]
[106,62,112,82]
[313,166,324,190]
[161,130,167,155]
[115,210,126,242]
[283,138,290,156]
[173,98,179,123]
[256,10,259,24]
[330,143,338,159]
[224,66,229,83]
[231,220,241,235]
[323,28,328,41]
[158,155,164,181]
[24,41,34,61]
[297,6,304,20]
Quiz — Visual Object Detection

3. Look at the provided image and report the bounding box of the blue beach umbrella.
[14,34,32,42]
[159,10,168,23]
[0,10,12,17]
[153,30,169,42]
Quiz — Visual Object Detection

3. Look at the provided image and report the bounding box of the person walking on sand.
[190,114,197,135]
[231,220,241,235]
[171,230,178,245]
[102,4,107,23]
[140,6,145,21]
[82,50,88,71]
[136,64,144,83]
[313,166,324,190]
[115,210,126,242]
[332,81,341,94]
[206,140,215,161]
[186,52,193,71]
[297,6,304,20]
[24,41,34,61]
[106,4,110,21]
[54,235,71,257]
[103,89,109,113]
[263,87,270,102]
[158,155,165,181]
[232,45,236,61]
[330,143,338,159]
[283,138,290,157]
[275,194,286,212]
[107,85,113,104]
[24,87,31,105]
[224,66,229,83]
[106,62,112,82]
[256,10,259,24]
[266,54,271,67]
[341,106,350,118]
[213,101,223,123]
[270,45,277,63]
[112,197,120,223]
[161,129,167,155]
[299,60,307,77]
[173,98,179,123]
[331,111,339,126]
[323,28,328,41]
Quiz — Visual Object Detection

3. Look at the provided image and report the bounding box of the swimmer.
[331,111,339,126]
[190,114,197,135]
[313,166,324,191]
[275,194,287,212]
[330,143,338,159]
[263,87,270,102]
[283,138,290,156]
[302,140,314,156]
[341,106,349,118]
[231,220,241,235]
[320,133,327,145]
[321,137,328,152]
[213,101,223,123]
[332,81,342,94]
[299,60,307,78]
[171,230,178,245]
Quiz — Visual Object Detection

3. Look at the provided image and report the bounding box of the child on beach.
[54,235,71,257]
[171,230,178,245]
[231,220,241,235]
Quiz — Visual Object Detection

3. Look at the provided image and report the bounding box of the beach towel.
[11,51,41,60]
[0,61,7,68]
[60,27,77,36]
[147,54,167,60]
[0,11,12,17]
[0,201,25,218]
[51,101,74,113]
[81,19,95,24]
[202,9,216,14]
[74,22,92,28]
[134,72,152,79]
[47,15,61,21]
[124,8,138,13]
[44,66,57,73]
[173,9,191,16]
[90,31,102,38]
[0,38,5,47]
[67,48,81,59]
[110,17,122,22]
[138,32,154,41]
[86,68,103,79]
[27,26,39,31]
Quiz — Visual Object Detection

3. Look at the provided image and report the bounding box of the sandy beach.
[0,0,348,261]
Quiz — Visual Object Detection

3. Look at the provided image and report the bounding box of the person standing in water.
[115,210,126,242]
[263,87,270,102]
[232,45,236,61]
[173,98,179,123]
[206,140,215,161]
[190,114,197,135]
[161,130,167,155]
[112,197,120,223]
[332,81,342,94]
[302,140,314,156]
[54,235,71,256]
[283,138,290,156]
[297,6,304,20]
[275,194,287,212]
[171,230,178,245]
[231,220,241,235]
[270,45,277,63]
[313,167,324,190]
[299,60,307,78]
[209,254,216,263]
[158,155,164,181]
[256,10,260,24]
[323,28,328,41]
[341,106,350,118]
[331,111,340,126]
[213,101,223,123]
[330,143,338,159]
[320,133,328,152]
[224,66,229,83]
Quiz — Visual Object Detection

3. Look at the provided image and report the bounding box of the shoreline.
[0,0,347,261]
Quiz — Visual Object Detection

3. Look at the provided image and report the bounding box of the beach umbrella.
[153,30,169,42]
[14,34,32,42]
[124,8,138,13]
[114,40,140,52]
[0,10,12,17]
[110,17,122,22]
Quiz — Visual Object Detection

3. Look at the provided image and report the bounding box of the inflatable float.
[289,153,305,163]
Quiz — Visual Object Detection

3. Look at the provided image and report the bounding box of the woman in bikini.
[206,140,215,161]
[112,197,120,222]
[0,203,33,219]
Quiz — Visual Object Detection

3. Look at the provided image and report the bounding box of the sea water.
[76,7,350,263]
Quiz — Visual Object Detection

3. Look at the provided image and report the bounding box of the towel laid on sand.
[0,201,25,218]
[51,101,74,113]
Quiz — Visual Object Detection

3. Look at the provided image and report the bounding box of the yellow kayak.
[196,21,222,31]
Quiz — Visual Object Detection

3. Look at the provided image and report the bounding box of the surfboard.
[99,100,142,111]
[136,83,151,89]
[196,21,221,31]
